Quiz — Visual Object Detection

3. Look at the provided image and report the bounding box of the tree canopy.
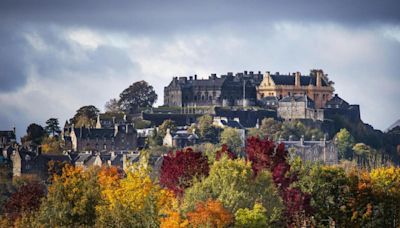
[72,105,100,128]
[45,118,61,137]
[118,80,157,113]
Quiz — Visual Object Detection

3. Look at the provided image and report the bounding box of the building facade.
[277,95,324,121]
[63,124,137,152]
[257,70,334,109]
[164,71,263,107]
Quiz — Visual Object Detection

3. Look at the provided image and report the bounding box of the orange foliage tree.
[187,199,233,228]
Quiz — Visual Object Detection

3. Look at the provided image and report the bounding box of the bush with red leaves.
[160,148,209,196]
[2,181,46,221]
[245,136,311,225]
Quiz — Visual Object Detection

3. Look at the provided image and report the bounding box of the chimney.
[295,72,301,87]
[189,76,193,80]
[316,70,322,87]
[194,74,197,80]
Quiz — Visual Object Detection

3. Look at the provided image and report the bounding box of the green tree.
[72,105,100,128]
[198,115,220,143]
[22,123,46,146]
[118,80,157,113]
[45,118,61,137]
[234,203,268,228]
[183,156,283,225]
[158,119,177,138]
[220,127,242,153]
[335,128,354,160]
[353,143,371,168]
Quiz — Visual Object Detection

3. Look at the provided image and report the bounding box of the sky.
[0,0,400,138]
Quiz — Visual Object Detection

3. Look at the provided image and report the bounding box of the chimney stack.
[316,70,322,87]
[295,71,301,87]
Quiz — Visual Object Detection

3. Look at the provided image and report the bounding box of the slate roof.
[270,74,328,87]
[220,120,244,129]
[279,95,316,108]
[0,131,16,139]
[325,94,349,108]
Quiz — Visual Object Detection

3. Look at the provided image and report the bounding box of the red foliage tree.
[245,136,311,225]
[160,148,209,196]
[215,144,237,161]
[2,181,46,221]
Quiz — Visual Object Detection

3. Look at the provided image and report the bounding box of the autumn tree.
[118,80,157,113]
[160,148,209,196]
[187,199,233,228]
[245,137,311,226]
[96,165,174,227]
[234,203,268,228]
[35,165,101,227]
[183,156,283,225]
[335,128,354,159]
[2,182,45,222]
[72,105,100,128]
[41,136,63,154]
[220,127,243,153]
[45,118,61,136]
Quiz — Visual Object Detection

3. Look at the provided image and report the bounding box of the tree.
[22,123,46,146]
[45,118,61,136]
[160,148,209,196]
[147,128,163,148]
[220,127,243,153]
[96,165,174,228]
[2,182,45,222]
[0,163,14,215]
[104,98,121,114]
[159,119,177,138]
[335,128,354,159]
[72,105,100,128]
[245,137,311,225]
[234,203,268,228]
[35,165,101,227]
[118,80,157,113]
[41,136,63,154]
[352,143,371,168]
[183,156,283,225]
[198,115,220,143]
[293,164,353,227]
[187,199,233,228]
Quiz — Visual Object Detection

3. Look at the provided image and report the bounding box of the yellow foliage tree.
[96,165,175,227]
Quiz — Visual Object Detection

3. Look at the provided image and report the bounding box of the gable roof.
[325,94,350,108]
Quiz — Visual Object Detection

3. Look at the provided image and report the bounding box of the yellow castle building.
[257,69,335,109]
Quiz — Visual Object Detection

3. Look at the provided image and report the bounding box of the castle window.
[209,96,212,100]
[194,96,197,101]
[201,96,205,100]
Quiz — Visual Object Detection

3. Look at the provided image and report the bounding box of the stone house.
[63,124,137,152]
[277,95,324,121]
[0,129,16,149]
[282,136,338,165]
[163,129,199,148]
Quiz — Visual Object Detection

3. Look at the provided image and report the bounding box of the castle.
[164,69,334,109]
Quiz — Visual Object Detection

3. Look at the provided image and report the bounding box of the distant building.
[282,136,338,165]
[11,147,71,178]
[324,94,360,121]
[163,129,199,148]
[164,71,263,107]
[0,129,16,149]
[73,151,140,170]
[277,95,324,121]
[95,113,138,129]
[257,70,334,109]
[63,124,137,152]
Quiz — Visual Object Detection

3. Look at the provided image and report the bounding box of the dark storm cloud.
[1,0,400,33]
[0,28,29,92]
